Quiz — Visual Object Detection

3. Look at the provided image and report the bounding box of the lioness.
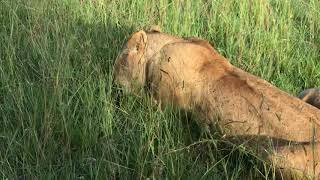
[113,30,320,178]
[113,27,217,92]
[299,88,320,109]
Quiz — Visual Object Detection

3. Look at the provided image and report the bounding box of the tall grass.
[0,0,319,179]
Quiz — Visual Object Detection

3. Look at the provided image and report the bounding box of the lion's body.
[113,29,320,178]
[146,42,320,142]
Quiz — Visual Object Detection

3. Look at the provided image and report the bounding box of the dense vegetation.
[1,0,319,179]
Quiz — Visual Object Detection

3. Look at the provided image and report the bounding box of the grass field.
[1,0,320,179]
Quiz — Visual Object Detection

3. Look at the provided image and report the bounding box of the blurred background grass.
[0,0,319,179]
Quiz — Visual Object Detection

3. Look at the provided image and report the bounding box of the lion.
[299,88,320,109]
[113,29,320,178]
[113,26,218,93]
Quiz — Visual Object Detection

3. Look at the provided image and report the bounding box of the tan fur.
[113,29,218,93]
[186,37,219,54]
[114,30,320,178]
[269,143,320,179]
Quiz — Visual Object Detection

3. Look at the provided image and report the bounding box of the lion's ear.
[129,30,147,53]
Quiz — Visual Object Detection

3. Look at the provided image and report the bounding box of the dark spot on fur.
[160,68,169,75]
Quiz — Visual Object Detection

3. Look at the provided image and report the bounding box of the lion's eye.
[136,44,140,51]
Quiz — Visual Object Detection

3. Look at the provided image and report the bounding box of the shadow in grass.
[0,1,136,179]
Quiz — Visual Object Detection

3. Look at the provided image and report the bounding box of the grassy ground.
[1,0,320,179]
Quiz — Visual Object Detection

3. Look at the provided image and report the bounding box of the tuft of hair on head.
[146,25,162,33]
